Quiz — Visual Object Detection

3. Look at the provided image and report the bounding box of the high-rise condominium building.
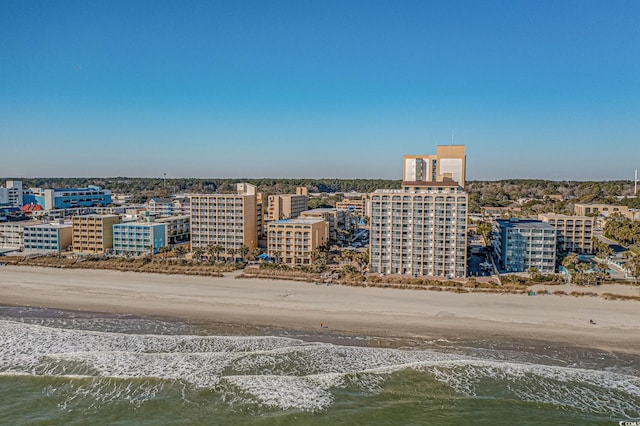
[267,187,309,221]
[190,183,258,251]
[403,145,466,188]
[369,146,468,278]
[369,181,468,278]
[492,219,557,273]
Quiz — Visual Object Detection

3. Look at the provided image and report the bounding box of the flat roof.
[73,214,119,218]
[114,222,164,227]
[24,222,73,229]
[155,214,190,221]
[271,218,326,225]
[496,219,555,230]
[302,208,338,213]
[538,213,593,219]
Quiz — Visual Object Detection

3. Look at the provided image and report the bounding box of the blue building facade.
[23,222,73,253]
[112,222,166,256]
[31,186,112,210]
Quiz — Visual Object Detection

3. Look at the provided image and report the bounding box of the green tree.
[226,247,236,262]
[173,246,186,259]
[627,255,640,284]
[237,245,250,260]
[213,245,225,262]
[158,246,170,260]
[192,247,204,261]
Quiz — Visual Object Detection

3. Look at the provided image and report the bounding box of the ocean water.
[1,307,639,425]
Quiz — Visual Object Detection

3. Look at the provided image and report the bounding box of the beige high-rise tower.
[267,187,309,221]
[190,183,258,251]
[402,145,466,188]
[369,145,468,278]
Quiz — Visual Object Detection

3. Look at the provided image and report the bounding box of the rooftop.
[271,218,326,225]
[114,222,165,228]
[25,222,73,229]
[496,219,555,231]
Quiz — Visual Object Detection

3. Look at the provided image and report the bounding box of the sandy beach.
[1,265,640,353]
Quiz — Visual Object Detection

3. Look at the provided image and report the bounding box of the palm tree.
[158,246,170,260]
[206,244,216,262]
[174,246,186,259]
[561,252,579,272]
[356,249,369,273]
[237,245,249,260]
[226,247,236,262]
[213,244,225,262]
[249,247,262,261]
[192,247,204,261]
[627,255,640,284]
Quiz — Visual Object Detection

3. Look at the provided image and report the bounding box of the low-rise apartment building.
[155,214,190,245]
[0,221,37,250]
[146,197,190,217]
[493,219,557,273]
[29,186,112,210]
[112,222,166,256]
[0,181,24,207]
[267,218,329,266]
[72,214,120,254]
[538,213,594,254]
[300,208,354,240]
[335,196,366,215]
[23,221,73,253]
[574,203,633,219]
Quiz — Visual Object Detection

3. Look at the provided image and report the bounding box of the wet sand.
[1,265,639,353]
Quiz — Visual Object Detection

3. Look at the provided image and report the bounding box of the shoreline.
[1,265,640,354]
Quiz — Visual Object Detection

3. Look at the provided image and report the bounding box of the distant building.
[146,197,190,217]
[0,180,24,207]
[72,214,120,254]
[30,186,112,210]
[155,214,190,245]
[482,206,522,217]
[493,219,556,273]
[403,145,466,188]
[112,222,166,256]
[538,213,594,254]
[574,203,636,220]
[300,208,354,240]
[23,221,73,253]
[190,183,258,251]
[335,195,366,215]
[256,193,264,237]
[267,187,309,221]
[267,218,329,266]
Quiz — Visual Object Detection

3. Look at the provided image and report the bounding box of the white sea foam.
[1,319,639,414]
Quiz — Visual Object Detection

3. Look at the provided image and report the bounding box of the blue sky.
[0,0,638,180]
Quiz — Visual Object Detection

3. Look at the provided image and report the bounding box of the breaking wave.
[1,319,639,415]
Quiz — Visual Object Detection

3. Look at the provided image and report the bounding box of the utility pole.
[163,172,167,189]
